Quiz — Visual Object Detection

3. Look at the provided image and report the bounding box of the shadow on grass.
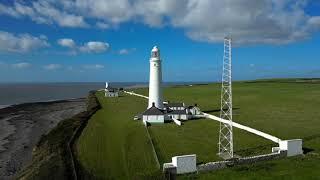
[203,107,240,114]
[303,147,314,154]
[301,133,320,154]
[234,143,276,157]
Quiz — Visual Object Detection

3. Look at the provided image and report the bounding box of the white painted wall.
[181,114,188,120]
[170,114,188,120]
[203,112,281,143]
[143,115,165,123]
[124,91,148,99]
[172,117,182,126]
[105,91,118,97]
[172,154,197,174]
[279,139,303,156]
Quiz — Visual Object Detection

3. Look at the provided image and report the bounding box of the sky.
[0,0,319,83]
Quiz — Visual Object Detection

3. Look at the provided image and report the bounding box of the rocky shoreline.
[0,99,86,179]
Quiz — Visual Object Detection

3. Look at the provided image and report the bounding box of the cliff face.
[16,92,100,180]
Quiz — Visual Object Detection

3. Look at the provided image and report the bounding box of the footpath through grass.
[76,92,161,179]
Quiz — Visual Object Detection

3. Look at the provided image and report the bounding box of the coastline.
[0,105,10,110]
[0,98,87,179]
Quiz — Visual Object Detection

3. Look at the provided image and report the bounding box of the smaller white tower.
[148,46,164,109]
[105,82,109,97]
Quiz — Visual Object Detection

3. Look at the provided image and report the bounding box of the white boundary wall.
[203,112,281,143]
[124,91,149,99]
[172,117,182,126]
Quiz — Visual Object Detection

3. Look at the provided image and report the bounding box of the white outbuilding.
[142,103,167,123]
[105,88,119,97]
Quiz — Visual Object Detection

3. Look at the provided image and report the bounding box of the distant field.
[77,80,320,179]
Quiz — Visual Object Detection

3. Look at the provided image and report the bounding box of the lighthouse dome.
[152,46,159,52]
[151,46,160,58]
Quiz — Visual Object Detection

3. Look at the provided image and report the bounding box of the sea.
[0,82,209,108]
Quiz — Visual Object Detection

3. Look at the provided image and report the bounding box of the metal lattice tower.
[218,37,233,159]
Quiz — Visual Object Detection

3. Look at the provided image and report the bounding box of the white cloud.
[0,31,49,53]
[79,41,109,53]
[0,3,20,17]
[57,38,110,54]
[118,48,136,55]
[96,22,110,29]
[1,0,320,45]
[57,38,75,48]
[66,0,320,44]
[83,64,105,69]
[43,64,61,70]
[12,62,32,69]
[119,49,129,55]
[72,0,133,24]
[1,1,88,28]
[307,16,320,30]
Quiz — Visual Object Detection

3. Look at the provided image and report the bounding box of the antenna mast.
[218,37,233,159]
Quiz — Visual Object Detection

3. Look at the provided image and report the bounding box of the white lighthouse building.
[148,46,164,109]
[137,46,201,124]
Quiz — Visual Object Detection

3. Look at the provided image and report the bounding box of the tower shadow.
[202,107,240,114]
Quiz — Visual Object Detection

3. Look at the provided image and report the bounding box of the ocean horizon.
[0,82,212,107]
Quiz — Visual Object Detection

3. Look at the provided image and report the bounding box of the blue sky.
[0,0,319,82]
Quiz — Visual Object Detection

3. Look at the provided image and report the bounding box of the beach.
[0,99,86,179]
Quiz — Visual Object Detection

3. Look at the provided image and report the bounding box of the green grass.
[76,91,161,179]
[149,120,272,165]
[77,81,320,179]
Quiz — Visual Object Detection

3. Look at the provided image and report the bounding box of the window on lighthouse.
[152,51,158,58]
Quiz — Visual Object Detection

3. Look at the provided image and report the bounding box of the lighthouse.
[139,46,200,124]
[148,46,164,109]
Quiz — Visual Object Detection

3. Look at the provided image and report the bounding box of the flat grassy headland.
[76,91,161,179]
[77,79,320,179]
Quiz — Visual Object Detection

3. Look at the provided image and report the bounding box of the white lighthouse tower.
[148,46,164,109]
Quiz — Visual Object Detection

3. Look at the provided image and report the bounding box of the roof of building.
[167,109,187,115]
[142,105,165,116]
[106,87,118,92]
[166,102,184,107]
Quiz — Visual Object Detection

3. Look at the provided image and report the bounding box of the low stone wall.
[198,151,287,172]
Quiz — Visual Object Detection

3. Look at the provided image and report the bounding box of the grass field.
[77,80,320,179]
[76,92,161,179]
